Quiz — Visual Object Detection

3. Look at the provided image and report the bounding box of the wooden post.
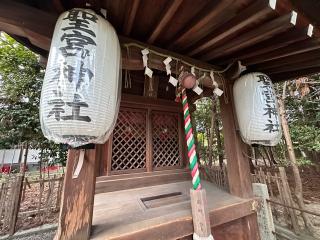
[146,109,153,172]
[220,81,253,198]
[220,80,260,240]
[8,175,23,235]
[55,148,97,240]
[190,189,213,239]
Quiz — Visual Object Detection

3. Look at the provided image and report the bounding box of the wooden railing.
[199,165,229,191]
[252,167,319,236]
[0,173,64,235]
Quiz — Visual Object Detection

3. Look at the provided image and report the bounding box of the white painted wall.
[0,149,40,164]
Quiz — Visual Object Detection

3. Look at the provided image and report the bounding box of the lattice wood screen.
[152,112,181,168]
[111,109,147,171]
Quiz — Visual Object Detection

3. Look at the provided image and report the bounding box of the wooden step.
[95,169,191,194]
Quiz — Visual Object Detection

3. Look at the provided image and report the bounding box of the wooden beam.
[244,37,320,65]
[220,81,253,199]
[10,34,49,57]
[250,49,320,71]
[270,66,320,82]
[147,0,183,44]
[123,0,140,36]
[265,59,320,74]
[55,148,97,240]
[201,12,297,61]
[188,0,276,57]
[0,0,57,50]
[168,0,233,50]
[52,0,65,14]
[218,27,310,65]
[275,0,320,37]
[120,36,224,88]
[0,0,225,88]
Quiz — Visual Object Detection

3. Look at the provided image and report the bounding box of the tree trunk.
[20,143,29,175]
[208,100,216,167]
[214,99,224,168]
[248,147,255,173]
[262,146,273,167]
[251,146,258,166]
[256,147,268,166]
[39,149,43,179]
[1,149,5,170]
[268,147,277,165]
[206,128,210,165]
[279,82,315,235]
[17,146,23,165]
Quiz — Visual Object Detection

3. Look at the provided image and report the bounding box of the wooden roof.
[1,0,320,83]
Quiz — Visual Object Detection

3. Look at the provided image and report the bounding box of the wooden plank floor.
[91,181,255,240]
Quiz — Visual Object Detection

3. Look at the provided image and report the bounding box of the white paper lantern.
[233,72,282,146]
[40,8,121,147]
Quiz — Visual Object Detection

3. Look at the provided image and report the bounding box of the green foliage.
[191,76,320,166]
[295,157,313,166]
[0,33,66,165]
[274,76,320,165]
[192,98,212,134]
[192,97,224,165]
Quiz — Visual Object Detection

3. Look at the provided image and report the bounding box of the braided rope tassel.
[182,88,201,190]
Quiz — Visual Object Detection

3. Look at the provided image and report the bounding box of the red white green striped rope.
[182,88,202,190]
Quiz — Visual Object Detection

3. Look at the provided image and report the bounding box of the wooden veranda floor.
[91,180,256,240]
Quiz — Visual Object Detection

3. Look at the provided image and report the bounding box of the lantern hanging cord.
[182,88,201,190]
[123,43,233,74]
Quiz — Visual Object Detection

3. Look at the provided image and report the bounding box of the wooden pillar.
[220,81,260,240]
[55,148,97,240]
[220,81,253,198]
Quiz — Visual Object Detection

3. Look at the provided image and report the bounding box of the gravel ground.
[13,230,55,240]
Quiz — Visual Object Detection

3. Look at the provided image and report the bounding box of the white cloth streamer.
[163,57,172,75]
[141,48,149,67]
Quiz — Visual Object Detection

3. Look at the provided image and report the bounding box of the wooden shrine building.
[1,0,320,239]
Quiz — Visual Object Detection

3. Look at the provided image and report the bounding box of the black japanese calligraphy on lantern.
[264,119,280,133]
[263,104,277,119]
[61,94,91,122]
[47,90,65,121]
[257,74,272,86]
[60,9,97,58]
[257,74,280,133]
[51,62,93,90]
[47,9,97,122]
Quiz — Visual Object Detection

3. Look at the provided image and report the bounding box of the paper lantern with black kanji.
[40,8,121,147]
[233,72,282,146]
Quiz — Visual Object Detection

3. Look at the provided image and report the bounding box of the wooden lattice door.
[111,108,147,173]
[152,112,182,169]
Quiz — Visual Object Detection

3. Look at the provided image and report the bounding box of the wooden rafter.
[0,0,223,88]
[10,35,49,57]
[123,0,141,36]
[265,59,320,74]
[52,0,65,14]
[250,49,320,71]
[218,27,311,65]
[270,66,320,82]
[244,37,320,65]
[168,0,233,49]
[188,0,276,57]
[0,0,57,50]
[201,12,297,61]
[147,0,183,44]
[276,0,320,37]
